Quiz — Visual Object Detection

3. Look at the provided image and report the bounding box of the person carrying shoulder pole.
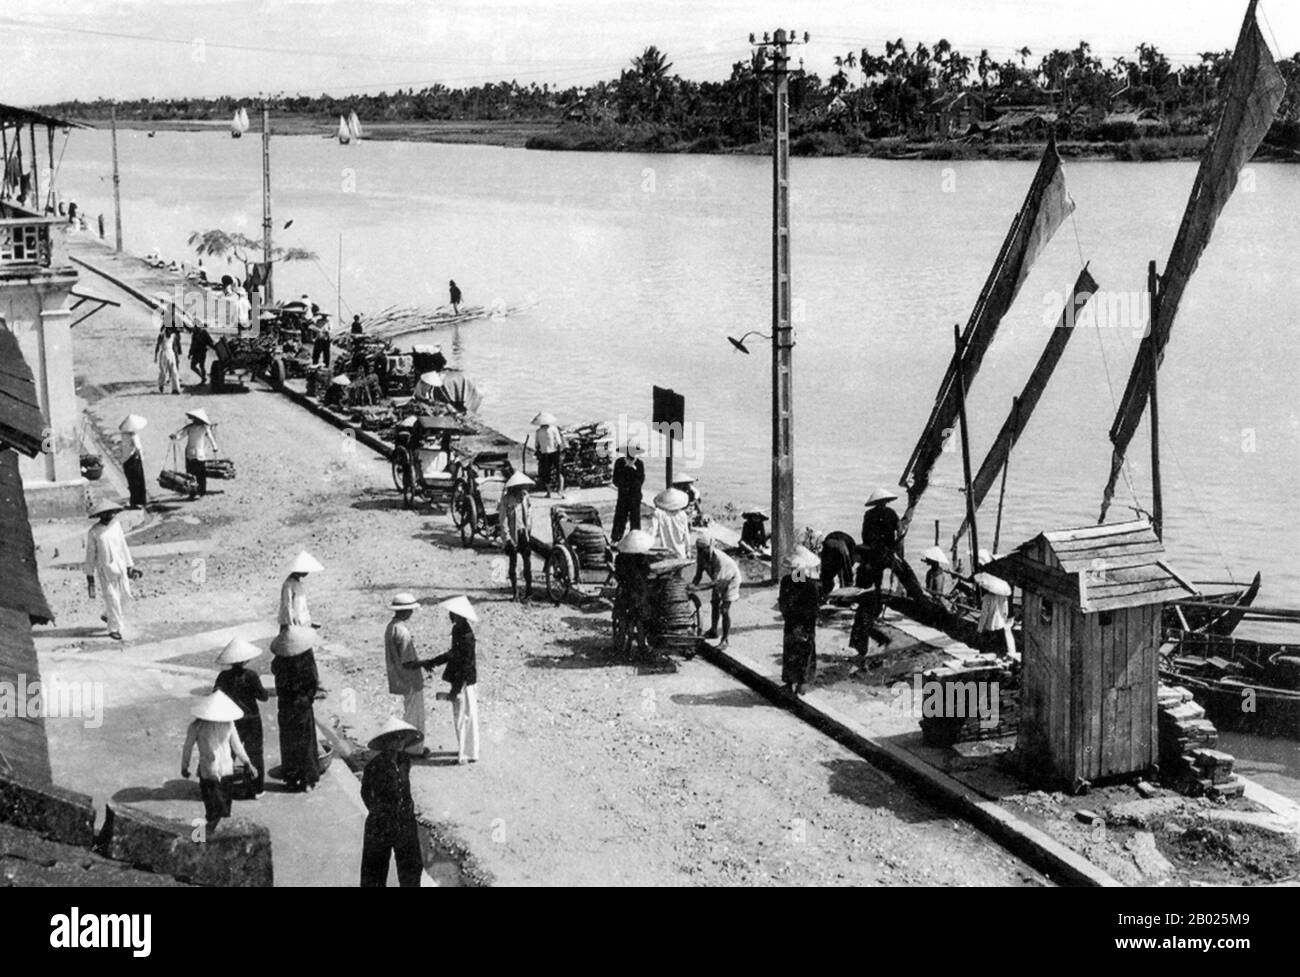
[171,408,219,499]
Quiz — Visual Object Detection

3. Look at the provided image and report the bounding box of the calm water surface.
[60,131,1300,635]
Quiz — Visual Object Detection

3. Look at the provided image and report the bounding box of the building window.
[1038,600,1053,626]
[1098,610,1114,627]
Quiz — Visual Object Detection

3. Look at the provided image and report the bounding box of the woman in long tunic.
[270,625,322,791]
[119,414,148,509]
[651,487,691,559]
[279,550,323,631]
[84,500,135,640]
[778,545,822,696]
[213,638,269,798]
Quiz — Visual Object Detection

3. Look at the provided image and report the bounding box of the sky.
[2,0,1297,105]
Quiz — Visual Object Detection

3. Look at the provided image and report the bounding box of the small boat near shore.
[231,106,249,139]
[1161,629,1300,737]
[1164,572,1262,636]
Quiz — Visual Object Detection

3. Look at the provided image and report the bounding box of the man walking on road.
[84,500,138,641]
[384,592,433,757]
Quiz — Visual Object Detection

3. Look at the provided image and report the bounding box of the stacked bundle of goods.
[1156,686,1243,798]
[646,558,698,649]
[568,524,608,571]
[204,458,237,479]
[350,404,398,432]
[917,663,1016,746]
[305,366,335,399]
[559,422,613,488]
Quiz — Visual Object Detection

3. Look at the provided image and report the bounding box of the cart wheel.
[545,547,576,604]
[402,466,415,510]
[458,496,479,548]
[450,483,468,528]
[390,447,409,493]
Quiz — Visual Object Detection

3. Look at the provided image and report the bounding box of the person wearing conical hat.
[118,414,149,509]
[859,486,903,610]
[611,440,646,541]
[691,531,742,651]
[182,690,254,833]
[213,639,269,798]
[384,593,434,757]
[310,311,333,367]
[922,545,953,599]
[270,625,323,791]
[426,596,479,764]
[84,500,136,641]
[778,545,822,696]
[498,472,535,600]
[739,510,769,555]
[671,472,706,528]
[532,412,565,498]
[651,487,691,559]
[279,550,323,631]
[360,718,424,887]
[612,530,654,659]
[975,567,1016,659]
[170,408,219,499]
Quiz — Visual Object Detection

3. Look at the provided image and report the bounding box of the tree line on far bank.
[38,40,1300,157]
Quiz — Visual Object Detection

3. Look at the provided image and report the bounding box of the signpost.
[652,385,685,488]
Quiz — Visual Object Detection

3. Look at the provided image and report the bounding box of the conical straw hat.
[865,487,899,506]
[504,472,534,490]
[118,414,147,434]
[88,499,124,519]
[271,625,316,657]
[975,572,1012,597]
[215,638,262,665]
[438,595,478,622]
[367,717,423,751]
[783,544,820,571]
[616,529,654,554]
[192,690,243,722]
[922,546,951,567]
[185,408,211,425]
[653,488,688,512]
[287,551,324,575]
[531,411,557,427]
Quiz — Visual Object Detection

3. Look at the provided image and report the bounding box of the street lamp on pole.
[726,330,772,354]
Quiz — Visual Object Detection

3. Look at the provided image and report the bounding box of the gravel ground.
[44,238,1044,886]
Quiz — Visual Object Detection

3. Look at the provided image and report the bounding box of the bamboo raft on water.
[363,299,536,340]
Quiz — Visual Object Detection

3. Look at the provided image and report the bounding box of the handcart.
[453,450,515,547]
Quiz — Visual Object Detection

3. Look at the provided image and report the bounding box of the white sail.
[337,115,350,144]
[347,110,362,140]
[238,107,250,131]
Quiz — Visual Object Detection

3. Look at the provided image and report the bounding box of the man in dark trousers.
[448,280,462,314]
[189,324,214,384]
[859,487,902,619]
[360,718,424,887]
[611,440,646,540]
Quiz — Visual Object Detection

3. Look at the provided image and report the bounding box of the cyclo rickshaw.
[453,450,515,547]
[390,415,469,510]
[543,503,617,604]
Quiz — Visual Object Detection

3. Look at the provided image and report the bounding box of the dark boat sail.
[1098,0,1286,522]
[951,266,1099,546]
[899,135,1076,537]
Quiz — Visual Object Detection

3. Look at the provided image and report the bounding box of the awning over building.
[0,103,88,130]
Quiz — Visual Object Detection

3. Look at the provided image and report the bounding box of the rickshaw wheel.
[450,482,469,528]
[458,496,479,547]
[390,447,410,492]
[402,466,416,510]
[545,547,576,604]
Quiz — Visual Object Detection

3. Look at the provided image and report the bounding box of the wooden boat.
[230,107,249,139]
[337,115,351,145]
[347,110,363,142]
[1164,572,1261,636]
[1161,630,1300,737]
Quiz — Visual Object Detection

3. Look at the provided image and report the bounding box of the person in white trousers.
[428,596,479,764]
[384,592,433,758]
[84,500,137,640]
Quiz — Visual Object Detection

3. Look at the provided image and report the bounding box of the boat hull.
[1159,668,1300,738]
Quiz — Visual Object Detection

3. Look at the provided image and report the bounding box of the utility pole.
[261,103,273,305]
[751,28,807,581]
[110,104,123,252]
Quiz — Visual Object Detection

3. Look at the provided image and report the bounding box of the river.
[57,133,1297,586]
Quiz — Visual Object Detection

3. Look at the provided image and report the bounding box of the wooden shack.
[984,520,1196,789]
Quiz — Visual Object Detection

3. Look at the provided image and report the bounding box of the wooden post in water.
[954,324,980,572]
[110,104,123,252]
[1147,260,1163,540]
[261,104,273,305]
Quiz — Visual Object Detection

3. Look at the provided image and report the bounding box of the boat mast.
[954,324,980,572]
[1148,259,1163,539]
[992,396,1018,554]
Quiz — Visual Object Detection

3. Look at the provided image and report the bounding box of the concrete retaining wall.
[0,769,96,846]
[100,801,273,887]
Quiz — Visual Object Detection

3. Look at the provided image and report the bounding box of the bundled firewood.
[204,458,237,480]
[559,421,613,488]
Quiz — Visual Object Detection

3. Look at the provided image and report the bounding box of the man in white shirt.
[84,501,137,640]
